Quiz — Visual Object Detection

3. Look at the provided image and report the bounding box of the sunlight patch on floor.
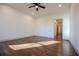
[9,41,61,50]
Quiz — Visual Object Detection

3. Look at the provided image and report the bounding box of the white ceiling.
[4,3,71,17]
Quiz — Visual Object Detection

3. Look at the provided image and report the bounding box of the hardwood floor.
[0,36,77,56]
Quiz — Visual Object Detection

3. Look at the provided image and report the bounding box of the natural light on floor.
[9,41,61,50]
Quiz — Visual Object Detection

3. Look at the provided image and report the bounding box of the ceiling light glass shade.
[58,4,62,7]
[35,6,38,8]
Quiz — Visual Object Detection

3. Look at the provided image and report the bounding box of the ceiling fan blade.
[28,5,35,8]
[36,8,39,11]
[38,5,46,9]
[33,3,40,5]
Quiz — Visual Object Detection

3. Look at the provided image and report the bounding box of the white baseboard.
[69,40,79,55]
[34,35,53,39]
[0,35,34,42]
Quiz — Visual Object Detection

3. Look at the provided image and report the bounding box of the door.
[54,19,62,41]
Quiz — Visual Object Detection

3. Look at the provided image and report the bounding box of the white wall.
[63,12,70,40]
[35,12,70,40]
[34,16,54,38]
[0,5,35,42]
[70,4,79,55]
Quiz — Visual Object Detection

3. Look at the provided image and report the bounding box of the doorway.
[54,18,62,41]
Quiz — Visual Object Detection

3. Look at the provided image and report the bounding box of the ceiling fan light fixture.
[28,3,46,11]
[35,6,38,8]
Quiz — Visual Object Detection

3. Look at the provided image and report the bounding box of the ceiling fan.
[28,3,46,11]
